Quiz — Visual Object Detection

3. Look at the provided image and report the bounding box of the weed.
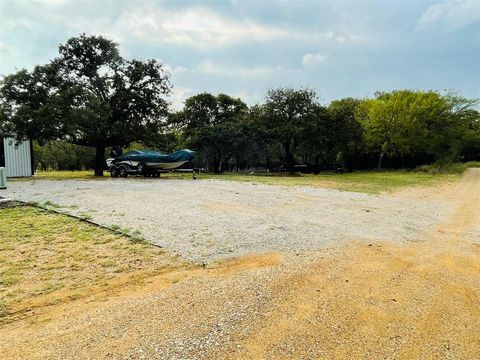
[79,212,93,221]
[43,201,62,208]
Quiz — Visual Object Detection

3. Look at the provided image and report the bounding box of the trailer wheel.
[110,166,119,177]
[137,162,146,175]
[118,165,128,177]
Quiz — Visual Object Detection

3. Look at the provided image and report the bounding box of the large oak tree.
[0,34,171,175]
[261,88,322,170]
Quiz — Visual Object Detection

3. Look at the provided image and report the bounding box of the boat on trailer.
[107,149,195,177]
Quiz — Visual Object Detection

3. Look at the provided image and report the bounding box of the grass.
[199,171,459,193]
[415,161,480,174]
[0,206,184,323]
[42,200,62,208]
[13,164,472,193]
[31,170,96,180]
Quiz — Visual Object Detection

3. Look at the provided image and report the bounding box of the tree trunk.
[284,141,295,172]
[377,152,384,170]
[94,144,106,176]
[213,154,221,174]
[314,154,321,174]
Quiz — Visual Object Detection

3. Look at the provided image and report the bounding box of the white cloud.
[229,90,263,106]
[418,0,480,30]
[0,0,366,60]
[302,52,328,67]
[197,60,275,77]
[125,6,290,47]
[122,5,364,48]
[169,86,195,110]
[173,59,277,78]
[173,66,188,74]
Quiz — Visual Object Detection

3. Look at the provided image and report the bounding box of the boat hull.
[107,149,195,174]
[146,161,189,170]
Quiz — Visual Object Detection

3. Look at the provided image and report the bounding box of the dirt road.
[1,170,479,359]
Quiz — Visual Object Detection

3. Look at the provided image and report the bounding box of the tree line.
[1,35,479,175]
[166,89,479,173]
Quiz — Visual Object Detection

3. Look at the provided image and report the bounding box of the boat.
[107,149,195,177]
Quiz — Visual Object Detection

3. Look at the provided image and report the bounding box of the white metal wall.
[3,138,33,177]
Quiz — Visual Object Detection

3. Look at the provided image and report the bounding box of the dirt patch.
[208,253,282,275]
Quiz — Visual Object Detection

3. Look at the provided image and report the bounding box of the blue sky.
[0,0,479,108]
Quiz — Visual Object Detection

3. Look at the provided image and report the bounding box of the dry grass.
[15,169,461,194]
[0,206,187,323]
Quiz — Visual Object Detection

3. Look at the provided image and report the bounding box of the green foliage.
[0,34,171,176]
[173,93,248,173]
[1,32,477,174]
[325,98,364,167]
[34,140,95,171]
[261,88,321,170]
[357,90,478,168]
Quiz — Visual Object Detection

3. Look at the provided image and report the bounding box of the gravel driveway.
[4,178,453,263]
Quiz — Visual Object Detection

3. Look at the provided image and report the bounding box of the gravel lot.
[4,178,453,263]
[2,171,479,359]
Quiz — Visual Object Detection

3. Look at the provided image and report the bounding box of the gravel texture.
[5,177,453,263]
[1,171,479,359]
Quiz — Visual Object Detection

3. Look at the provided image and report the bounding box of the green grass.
[14,165,471,193]
[42,200,62,208]
[198,171,459,193]
[33,170,96,180]
[0,206,183,323]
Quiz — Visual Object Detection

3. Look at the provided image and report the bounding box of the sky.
[0,0,479,109]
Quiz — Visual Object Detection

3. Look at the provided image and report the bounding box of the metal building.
[0,137,34,177]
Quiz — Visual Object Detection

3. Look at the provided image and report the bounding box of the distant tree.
[0,34,171,176]
[358,90,477,168]
[327,98,364,168]
[228,106,270,171]
[297,105,330,169]
[438,95,479,162]
[174,93,248,173]
[261,88,321,170]
[34,141,95,171]
[458,109,480,161]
